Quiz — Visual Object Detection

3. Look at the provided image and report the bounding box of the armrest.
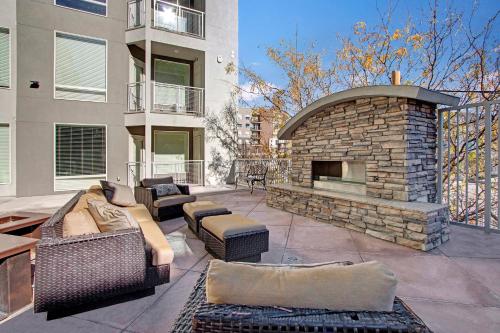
[34,229,147,312]
[176,184,190,195]
[135,186,158,214]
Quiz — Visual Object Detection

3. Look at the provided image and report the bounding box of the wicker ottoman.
[183,201,231,237]
[201,214,269,262]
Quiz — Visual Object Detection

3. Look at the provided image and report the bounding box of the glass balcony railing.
[153,82,204,116]
[153,0,205,38]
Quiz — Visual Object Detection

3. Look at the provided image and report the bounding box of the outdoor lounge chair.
[171,264,432,333]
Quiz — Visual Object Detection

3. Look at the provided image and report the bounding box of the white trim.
[0,26,11,90]
[0,123,11,185]
[54,0,108,18]
[53,30,108,103]
[53,122,108,192]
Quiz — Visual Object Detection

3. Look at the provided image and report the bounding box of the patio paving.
[1,189,499,333]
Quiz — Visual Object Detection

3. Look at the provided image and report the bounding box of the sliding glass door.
[154,131,189,175]
[154,59,191,111]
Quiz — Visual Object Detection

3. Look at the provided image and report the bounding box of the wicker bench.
[183,201,231,237]
[171,266,432,333]
[201,214,269,262]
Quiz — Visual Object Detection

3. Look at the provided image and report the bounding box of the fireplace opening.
[312,161,366,194]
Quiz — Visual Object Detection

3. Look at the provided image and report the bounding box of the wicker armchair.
[135,177,196,221]
[34,191,170,314]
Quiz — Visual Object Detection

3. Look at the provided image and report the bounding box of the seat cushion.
[202,214,267,240]
[62,209,100,238]
[206,260,397,311]
[142,177,173,188]
[138,219,174,266]
[87,199,140,232]
[153,194,196,208]
[100,181,136,207]
[126,204,152,224]
[183,201,227,220]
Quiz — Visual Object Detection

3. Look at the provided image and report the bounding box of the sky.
[238,0,499,89]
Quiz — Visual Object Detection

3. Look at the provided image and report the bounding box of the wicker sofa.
[34,189,172,314]
[135,177,196,221]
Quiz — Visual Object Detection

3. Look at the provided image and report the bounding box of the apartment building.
[0,0,238,197]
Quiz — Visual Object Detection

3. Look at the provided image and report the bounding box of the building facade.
[0,0,238,197]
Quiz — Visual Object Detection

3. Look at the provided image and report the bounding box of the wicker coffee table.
[171,266,432,333]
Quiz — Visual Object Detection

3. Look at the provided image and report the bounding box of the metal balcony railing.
[127,82,146,112]
[153,82,204,116]
[153,0,205,38]
[152,160,204,185]
[127,0,146,29]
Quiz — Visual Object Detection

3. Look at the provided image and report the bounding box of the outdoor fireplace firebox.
[312,161,366,195]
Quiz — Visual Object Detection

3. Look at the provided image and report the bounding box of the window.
[0,28,10,88]
[0,124,10,184]
[55,32,107,102]
[55,0,107,16]
[54,124,106,191]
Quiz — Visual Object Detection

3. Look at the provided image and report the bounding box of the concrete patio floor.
[1,189,499,333]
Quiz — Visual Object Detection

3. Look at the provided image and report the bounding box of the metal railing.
[153,82,204,116]
[127,161,146,187]
[234,159,292,188]
[152,160,204,185]
[437,100,500,233]
[127,0,146,29]
[127,82,146,112]
[153,0,205,38]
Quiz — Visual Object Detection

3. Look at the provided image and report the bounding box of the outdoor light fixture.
[30,81,40,89]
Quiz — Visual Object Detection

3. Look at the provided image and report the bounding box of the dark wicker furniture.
[135,179,195,221]
[171,267,432,333]
[34,191,170,314]
[201,222,269,262]
[183,204,232,237]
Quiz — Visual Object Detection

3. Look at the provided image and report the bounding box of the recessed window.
[0,124,10,184]
[0,27,10,88]
[55,32,107,102]
[55,0,107,16]
[54,124,106,191]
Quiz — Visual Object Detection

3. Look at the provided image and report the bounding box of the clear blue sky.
[239,0,499,87]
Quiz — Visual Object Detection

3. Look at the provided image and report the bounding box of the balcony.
[126,82,204,117]
[127,0,146,28]
[153,0,205,38]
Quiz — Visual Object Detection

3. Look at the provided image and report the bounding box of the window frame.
[53,123,108,192]
[0,26,11,90]
[54,0,108,17]
[0,123,11,185]
[53,30,108,103]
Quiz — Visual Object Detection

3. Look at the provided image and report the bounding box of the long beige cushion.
[183,201,226,220]
[153,194,196,208]
[206,260,397,311]
[62,209,101,238]
[202,214,267,240]
[88,199,140,232]
[125,204,174,266]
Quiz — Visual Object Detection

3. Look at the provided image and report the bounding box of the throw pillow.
[151,183,181,197]
[100,180,137,207]
[62,209,101,237]
[87,199,140,232]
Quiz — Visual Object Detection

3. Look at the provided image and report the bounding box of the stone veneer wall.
[267,185,449,251]
[291,97,437,202]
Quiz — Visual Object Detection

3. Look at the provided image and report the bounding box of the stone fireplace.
[267,85,460,251]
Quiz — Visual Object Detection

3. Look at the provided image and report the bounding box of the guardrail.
[153,82,204,116]
[153,0,205,38]
[127,0,146,29]
[152,160,204,185]
[127,82,146,112]
[234,159,292,189]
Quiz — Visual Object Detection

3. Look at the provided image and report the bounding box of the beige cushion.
[202,214,267,240]
[126,204,153,224]
[138,219,174,266]
[183,201,226,220]
[87,199,140,232]
[102,181,137,207]
[72,190,107,212]
[206,260,397,311]
[62,209,101,238]
[153,194,196,208]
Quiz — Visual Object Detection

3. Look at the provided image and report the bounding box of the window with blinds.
[54,124,106,191]
[55,32,107,102]
[56,0,107,16]
[0,27,10,88]
[0,124,10,184]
